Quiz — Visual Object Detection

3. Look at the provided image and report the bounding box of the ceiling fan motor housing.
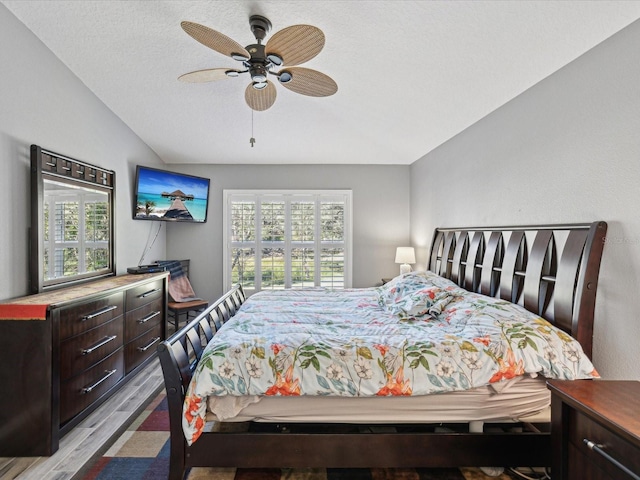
[250,65,267,83]
[249,15,271,42]
[245,43,269,85]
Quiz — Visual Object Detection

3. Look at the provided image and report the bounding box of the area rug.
[78,392,524,480]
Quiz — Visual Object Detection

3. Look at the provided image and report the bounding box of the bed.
[158,221,607,480]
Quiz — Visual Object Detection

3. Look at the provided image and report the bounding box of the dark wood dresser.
[0,272,168,456]
[548,380,640,480]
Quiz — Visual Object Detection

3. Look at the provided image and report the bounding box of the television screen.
[133,166,210,223]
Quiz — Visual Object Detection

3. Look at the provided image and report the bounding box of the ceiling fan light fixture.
[278,71,292,83]
[266,53,283,66]
[231,52,250,61]
[225,70,240,77]
[252,81,268,90]
[250,64,268,83]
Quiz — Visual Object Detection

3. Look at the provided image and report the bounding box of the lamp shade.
[395,247,416,265]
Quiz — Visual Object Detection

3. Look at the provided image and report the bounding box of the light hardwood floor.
[0,358,164,480]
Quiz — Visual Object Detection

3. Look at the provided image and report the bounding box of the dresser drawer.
[60,349,124,424]
[60,317,124,380]
[126,279,164,311]
[59,292,124,340]
[125,323,162,374]
[567,443,613,480]
[569,408,640,480]
[124,297,163,342]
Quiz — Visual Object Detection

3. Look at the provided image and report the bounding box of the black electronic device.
[127,265,167,274]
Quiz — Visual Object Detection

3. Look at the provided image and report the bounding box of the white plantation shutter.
[319,200,345,288]
[44,193,109,280]
[291,200,315,288]
[224,190,352,293]
[230,200,257,290]
[84,200,110,271]
[52,200,79,278]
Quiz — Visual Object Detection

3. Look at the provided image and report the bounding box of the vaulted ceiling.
[4,1,640,165]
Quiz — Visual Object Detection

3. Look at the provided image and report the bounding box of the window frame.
[223,190,353,293]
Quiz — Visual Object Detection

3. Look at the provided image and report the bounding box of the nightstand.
[548,380,640,480]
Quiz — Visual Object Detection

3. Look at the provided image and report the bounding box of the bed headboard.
[428,221,607,359]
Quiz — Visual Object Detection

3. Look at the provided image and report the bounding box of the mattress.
[205,375,550,424]
[184,273,596,443]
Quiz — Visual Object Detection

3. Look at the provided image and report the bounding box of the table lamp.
[395,247,416,275]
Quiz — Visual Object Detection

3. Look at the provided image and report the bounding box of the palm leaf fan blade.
[181,21,250,60]
[266,25,325,66]
[280,67,337,97]
[178,68,241,83]
[245,81,277,111]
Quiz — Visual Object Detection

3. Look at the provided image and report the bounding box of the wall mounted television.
[133,165,210,223]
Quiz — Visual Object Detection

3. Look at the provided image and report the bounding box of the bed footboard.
[157,284,245,480]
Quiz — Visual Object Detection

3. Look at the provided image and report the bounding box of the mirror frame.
[30,144,116,293]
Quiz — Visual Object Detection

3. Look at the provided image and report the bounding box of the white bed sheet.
[205,375,550,424]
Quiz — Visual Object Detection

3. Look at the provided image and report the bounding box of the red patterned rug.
[78,392,535,479]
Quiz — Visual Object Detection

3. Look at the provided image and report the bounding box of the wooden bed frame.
[158,221,607,480]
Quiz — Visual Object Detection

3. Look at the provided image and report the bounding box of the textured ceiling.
[3,1,640,165]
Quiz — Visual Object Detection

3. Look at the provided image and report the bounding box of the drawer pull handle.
[137,311,161,324]
[138,288,160,299]
[81,305,118,321]
[137,336,161,352]
[81,335,118,355]
[80,369,117,394]
[584,438,640,480]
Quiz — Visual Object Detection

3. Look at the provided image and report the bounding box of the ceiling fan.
[179,15,338,111]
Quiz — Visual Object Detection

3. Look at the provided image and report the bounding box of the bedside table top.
[548,379,640,448]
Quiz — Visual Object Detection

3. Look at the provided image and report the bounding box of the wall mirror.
[30,145,115,293]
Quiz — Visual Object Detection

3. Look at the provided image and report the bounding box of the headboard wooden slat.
[523,230,554,316]
[464,232,484,291]
[499,230,526,304]
[450,231,469,284]
[439,232,457,278]
[554,230,589,334]
[429,231,444,272]
[572,222,607,358]
[480,232,503,297]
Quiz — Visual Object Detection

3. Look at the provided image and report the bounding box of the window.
[224,190,352,293]
[43,186,110,280]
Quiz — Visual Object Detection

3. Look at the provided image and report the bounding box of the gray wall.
[164,164,411,301]
[410,20,640,380]
[0,4,167,300]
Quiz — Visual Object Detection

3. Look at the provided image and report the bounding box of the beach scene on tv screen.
[135,168,208,222]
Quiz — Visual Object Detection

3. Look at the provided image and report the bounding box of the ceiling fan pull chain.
[250,110,256,147]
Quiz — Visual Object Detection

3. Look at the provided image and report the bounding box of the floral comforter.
[183,271,598,445]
